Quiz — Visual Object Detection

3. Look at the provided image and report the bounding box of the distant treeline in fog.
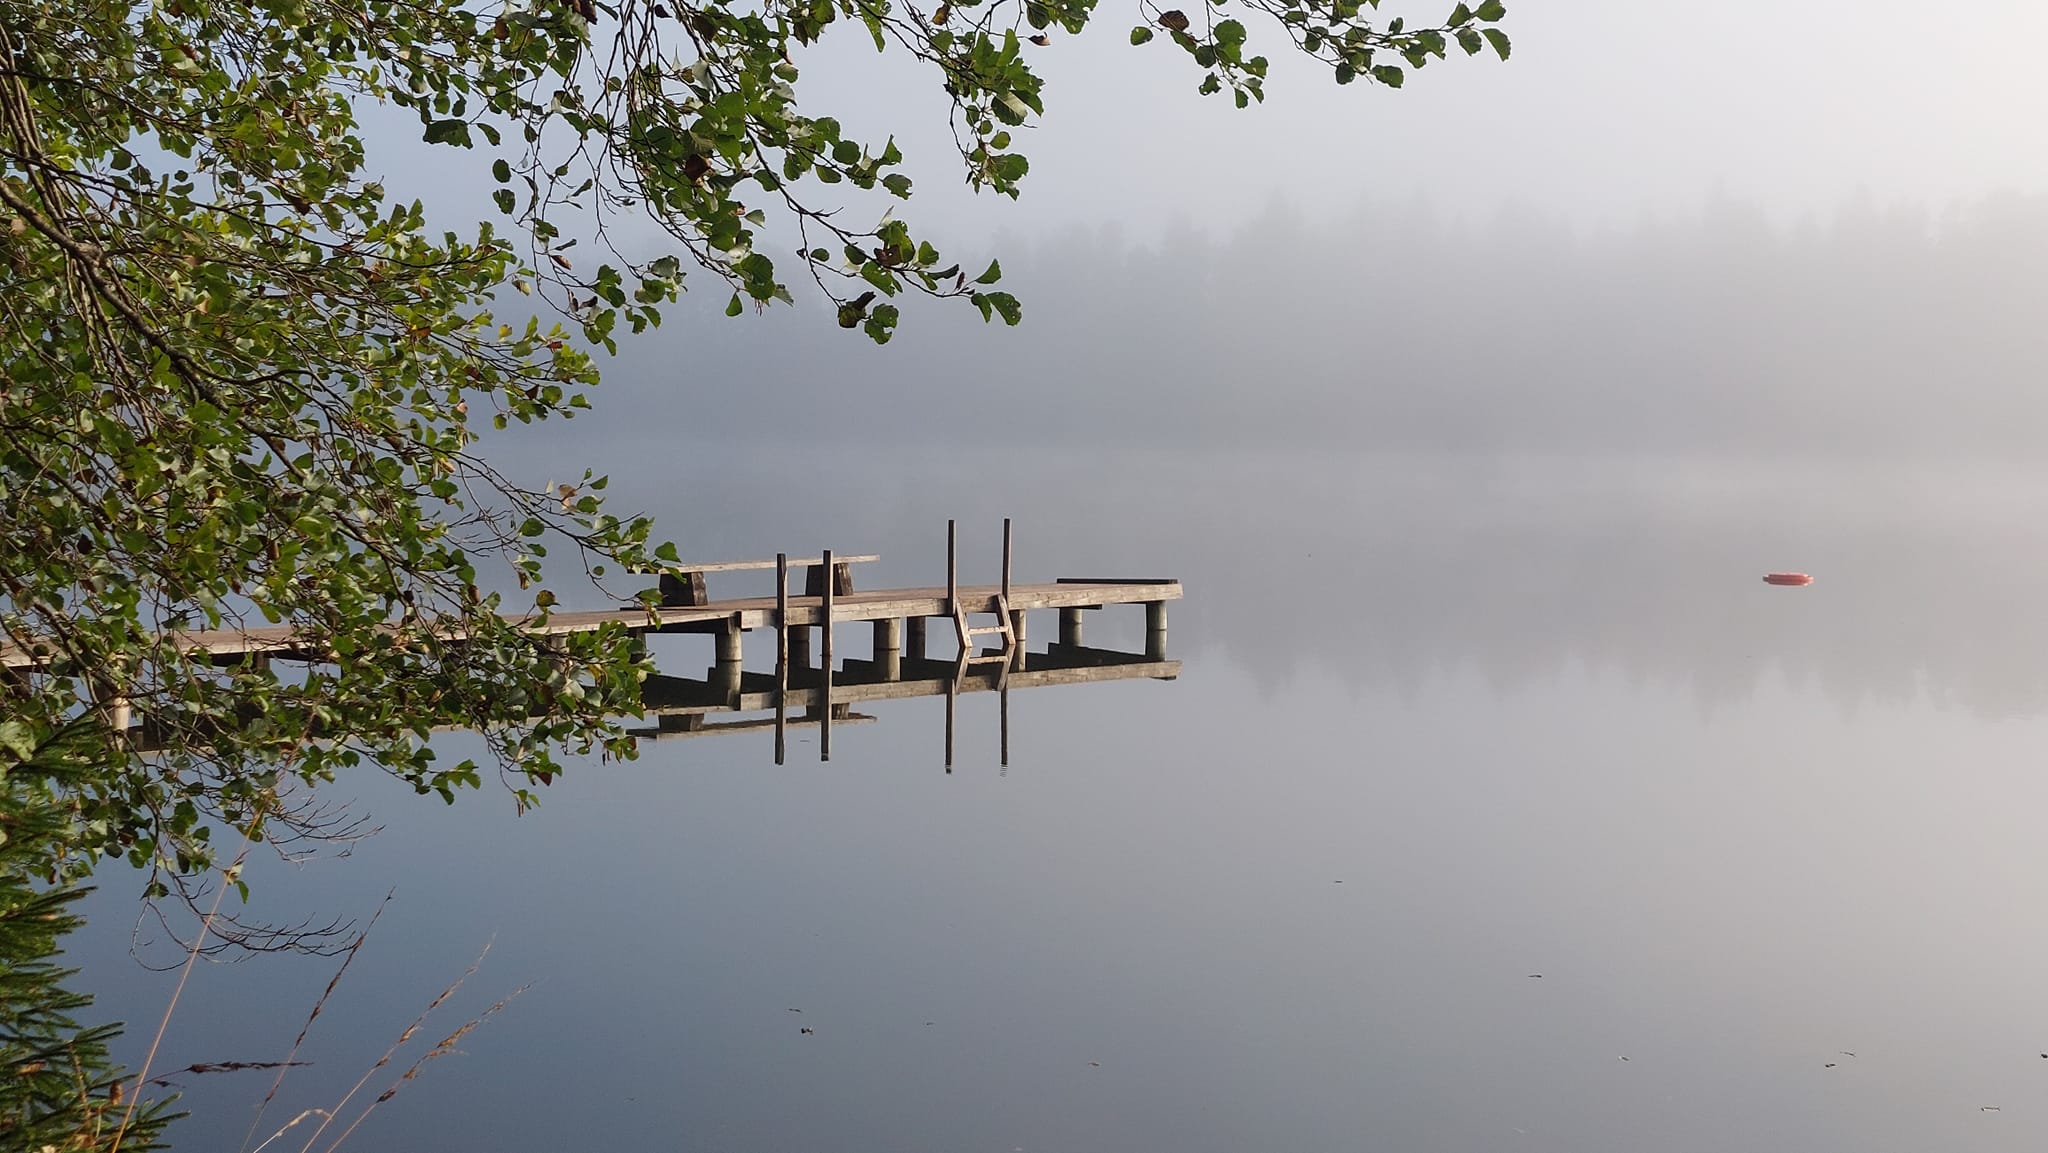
[596,193,2048,457]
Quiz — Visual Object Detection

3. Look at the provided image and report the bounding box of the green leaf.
[492,158,511,183]
[422,119,473,147]
[1474,0,1506,20]
[0,721,35,764]
[1131,26,1154,45]
[985,291,1022,325]
[1482,27,1511,59]
[726,293,744,317]
[975,258,1003,285]
[862,303,901,343]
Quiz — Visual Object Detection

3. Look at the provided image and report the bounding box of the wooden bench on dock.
[657,554,879,607]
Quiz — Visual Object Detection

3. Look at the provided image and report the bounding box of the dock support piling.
[1059,607,1085,647]
[715,617,743,665]
[821,548,834,762]
[946,519,958,616]
[905,616,927,661]
[1002,517,1012,601]
[714,615,743,703]
[874,617,903,681]
[1145,600,1169,661]
[712,657,741,703]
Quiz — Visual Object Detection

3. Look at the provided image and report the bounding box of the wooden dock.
[2,520,1182,766]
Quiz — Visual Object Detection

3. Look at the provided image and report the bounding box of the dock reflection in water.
[633,640,1179,768]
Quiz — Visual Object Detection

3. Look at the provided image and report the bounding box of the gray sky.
[368,1,2048,268]
[787,0,2048,240]
[385,0,2048,470]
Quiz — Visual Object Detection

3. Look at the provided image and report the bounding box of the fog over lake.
[74,438,2048,1152]
[67,0,2048,1146]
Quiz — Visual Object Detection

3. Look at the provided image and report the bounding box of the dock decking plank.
[1,581,1179,668]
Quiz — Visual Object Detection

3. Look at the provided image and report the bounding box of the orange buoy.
[1762,572,1814,587]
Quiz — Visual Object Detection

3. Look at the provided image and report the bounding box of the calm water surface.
[71,448,2048,1152]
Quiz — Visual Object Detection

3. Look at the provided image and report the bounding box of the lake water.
[71,447,2048,1151]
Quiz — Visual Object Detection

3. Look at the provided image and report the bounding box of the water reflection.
[632,640,1179,767]
[68,448,2048,1153]
[572,445,2048,719]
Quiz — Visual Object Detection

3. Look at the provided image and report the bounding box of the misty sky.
[371,0,2048,254]
[789,0,2048,240]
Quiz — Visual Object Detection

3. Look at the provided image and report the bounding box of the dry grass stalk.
[291,939,495,1153]
[111,820,262,1153]
[317,982,529,1152]
[238,891,392,1153]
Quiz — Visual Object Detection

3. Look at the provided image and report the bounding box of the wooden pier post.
[713,610,743,704]
[905,616,927,661]
[775,553,787,765]
[715,616,743,665]
[90,676,131,737]
[821,548,834,762]
[1002,515,1025,666]
[946,518,958,617]
[874,617,903,681]
[1145,599,1169,661]
[1058,607,1085,647]
[788,623,811,669]
[712,656,741,703]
